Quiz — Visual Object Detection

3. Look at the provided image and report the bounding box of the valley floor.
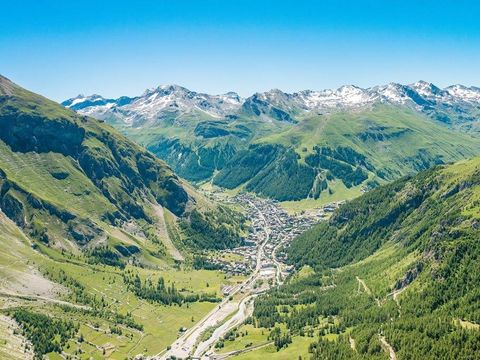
[0,189,340,360]
[0,191,324,360]
[157,194,319,359]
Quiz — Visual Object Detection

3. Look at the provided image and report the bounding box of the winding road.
[156,198,279,360]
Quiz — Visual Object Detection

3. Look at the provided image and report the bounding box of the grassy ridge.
[0,75,245,254]
[243,157,480,359]
[0,75,248,358]
[0,75,189,250]
[214,105,480,201]
[106,101,480,203]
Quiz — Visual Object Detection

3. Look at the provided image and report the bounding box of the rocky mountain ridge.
[64,81,480,125]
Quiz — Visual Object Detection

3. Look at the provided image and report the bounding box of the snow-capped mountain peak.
[64,81,480,127]
[374,83,410,103]
[143,84,188,97]
[410,80,445,98]
[445,84,480,102]
[64,85,244,127]
[61,94,115,111]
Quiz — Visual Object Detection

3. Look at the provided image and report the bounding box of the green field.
[215,323,313,359]
[0,211,244,358]
[233,337,313,360]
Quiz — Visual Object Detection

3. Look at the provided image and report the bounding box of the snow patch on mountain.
[64,81,480,127]
[445,85,480,102]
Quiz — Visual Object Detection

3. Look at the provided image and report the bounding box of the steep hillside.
[0,203,244,359]
[214,105,480,201]
[247,157,480,359]
[0,75,244,255]
[65,81,480,203]
[0,75,246,359]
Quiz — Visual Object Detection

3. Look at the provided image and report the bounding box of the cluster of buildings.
[222,195,327,279]
[216,259,250,276]
[203,190,345,280]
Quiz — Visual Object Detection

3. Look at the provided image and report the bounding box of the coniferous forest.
[251,161,480,359]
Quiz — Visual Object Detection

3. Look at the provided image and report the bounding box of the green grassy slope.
[244,157,480,359]
[0,210,244,359]
[0,75,244,253]
[123,101,480,203]
[0,75,247,358]
[262,105,479,175]
[213,105,480,201]
[122,112,286,183]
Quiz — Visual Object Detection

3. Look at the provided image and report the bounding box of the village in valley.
[202,193,344,282]
[156,192,346,359]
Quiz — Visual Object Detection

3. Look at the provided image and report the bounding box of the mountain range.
[64,81,480,204]
[64,81,480,127]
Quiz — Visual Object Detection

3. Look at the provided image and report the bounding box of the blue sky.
[1,0,479,101]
